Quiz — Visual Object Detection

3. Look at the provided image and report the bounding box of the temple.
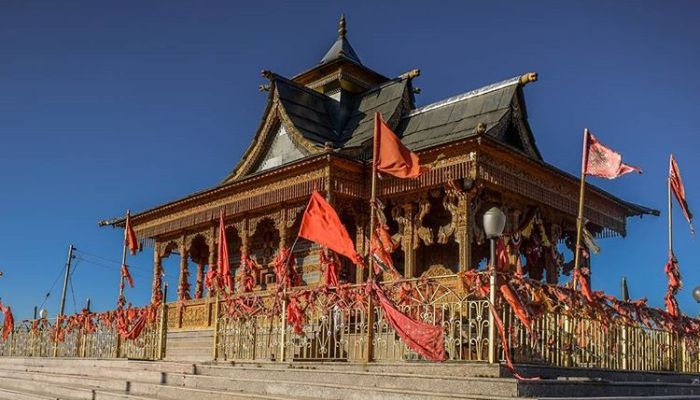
[102,16,654,303]
[6,16,700,400]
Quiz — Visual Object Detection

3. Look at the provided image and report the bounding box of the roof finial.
[338,14,346,39]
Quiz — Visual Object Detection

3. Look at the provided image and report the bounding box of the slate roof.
[397,76,536,156]
[264,74,535,157]
[341,79,410,147]
[320,35,362,65]
[274,76,339,145]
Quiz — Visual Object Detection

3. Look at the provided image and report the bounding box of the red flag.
[125,214,139,256]
[374,113,426,179]
[218,211,232,291]
[0,305,13,342]
[373,283,445,361]
[584,132,641,179]
[121,264,134,288]
[299,192,363,266]
[670,155,694,234]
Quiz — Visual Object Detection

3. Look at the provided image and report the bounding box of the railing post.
[114,333,122,358]
[212,295,220,361]
[621,325,628,370]
[80,329,87,358]
[365,295,374,363]
[158,303,168,360]
[8,331,13,357]
[279,293,287,363]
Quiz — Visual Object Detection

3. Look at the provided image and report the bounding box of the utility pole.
[54,244,75,357]
[58,245,75,319]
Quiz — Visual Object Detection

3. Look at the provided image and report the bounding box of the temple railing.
[214,275,491,363]
[213,273,700,373]
[1,273,699,375]
[503,304,700,373]
[0,307,164,360]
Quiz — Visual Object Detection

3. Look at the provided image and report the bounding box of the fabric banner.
[584,132,641,179]
[120,264,134,288]
[218,211,232,291]
[299,191,363,266]
[374,112,426,179]
[670,155,694,234]
[0,304,13,342]
[373,283,445,361]
[125,214,139,255]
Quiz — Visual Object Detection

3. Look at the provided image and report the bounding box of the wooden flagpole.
[668,155,674,258]
[572,129,590,289]
[118,209,130,306]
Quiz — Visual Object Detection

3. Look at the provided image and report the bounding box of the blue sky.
[0,1,698,320]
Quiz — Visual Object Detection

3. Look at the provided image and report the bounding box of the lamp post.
[483,207,506,364]
[693,287,700,317]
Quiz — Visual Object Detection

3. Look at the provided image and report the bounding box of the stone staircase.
[0,357,699,399]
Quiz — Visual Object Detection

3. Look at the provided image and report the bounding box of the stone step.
[0,369,319,400]
[194,364,521,397]
[0,386,59,400]
[0,359,520,398]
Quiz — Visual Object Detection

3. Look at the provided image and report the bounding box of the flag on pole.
[670,155,694,234]
[217,211,232,291]
[584,132,641,179]
[121,264,134,288]
[125,214,139,255]
[374,113,426,179]
[299,192,364,266]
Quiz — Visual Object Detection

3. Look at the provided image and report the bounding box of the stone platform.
[0,357,699,399]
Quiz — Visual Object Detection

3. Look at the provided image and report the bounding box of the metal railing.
[0,307,165,360]
[1,273,699,375]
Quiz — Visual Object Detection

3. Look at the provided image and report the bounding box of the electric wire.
[38,264,67,310]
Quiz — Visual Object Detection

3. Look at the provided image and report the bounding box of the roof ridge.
[271,73,334,104]
[404,75,521,118]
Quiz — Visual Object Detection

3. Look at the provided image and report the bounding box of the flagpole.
[668,155,673,258]
[369,113,379,283]
[119,209,130,306]
[364,113,380,363]
[572,129,590,289]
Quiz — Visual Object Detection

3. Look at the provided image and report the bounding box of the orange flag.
[374,112,426,179]
[299,192,363,266]
[670,154,694,234]
[125,214,139,256]
[218,211,232,290]
[584,132,641,179]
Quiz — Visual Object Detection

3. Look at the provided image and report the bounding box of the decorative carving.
[421,264,453,278]
[414,196,433,248]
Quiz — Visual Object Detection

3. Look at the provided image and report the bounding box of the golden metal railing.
[0,308,165,360]
[1,273,699,375]
[215,275,491,363]
[502,304,700,373]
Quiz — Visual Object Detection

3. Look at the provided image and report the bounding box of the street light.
[693,286,700,303]
[39,308,47,319]
[483,206,506,364]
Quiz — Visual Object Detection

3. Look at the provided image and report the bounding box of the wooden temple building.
[105,16,654,304]
[84,16,687,370]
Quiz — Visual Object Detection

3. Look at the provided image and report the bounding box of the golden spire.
[338,14,346,39]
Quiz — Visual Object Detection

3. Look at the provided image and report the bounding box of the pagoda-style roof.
[100,15,658,234]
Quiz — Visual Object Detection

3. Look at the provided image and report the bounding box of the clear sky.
[0,1,698,320]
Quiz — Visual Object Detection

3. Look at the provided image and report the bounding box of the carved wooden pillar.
[354,214,367,284]
[207,225,217,297]
[401,203,416,278]
[457,192,474,271]
[240,218,250,257]
[277,209,289,250]
[177,238,190,301]
[151,244,163,303]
